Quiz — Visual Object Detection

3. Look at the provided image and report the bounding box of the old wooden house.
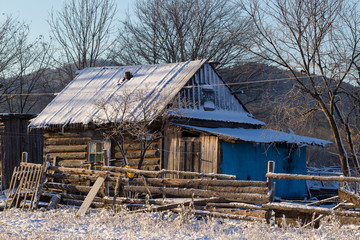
[0,113,43,189]
[29,60,330,199]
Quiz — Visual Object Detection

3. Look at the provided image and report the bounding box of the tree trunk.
[317,98,350,176]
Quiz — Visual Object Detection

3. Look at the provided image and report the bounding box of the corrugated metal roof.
[174,124,332,147]
[30,60,207,128]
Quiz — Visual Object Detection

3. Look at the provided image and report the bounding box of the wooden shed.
[29,60,330,199]
[0,113,43,189]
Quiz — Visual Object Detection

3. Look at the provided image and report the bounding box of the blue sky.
[0,0,134,40]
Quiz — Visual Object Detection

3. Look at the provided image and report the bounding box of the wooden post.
[103,149,110,197]
[21,152,28,163]
[267,161,275,199]
[266,161,275,224]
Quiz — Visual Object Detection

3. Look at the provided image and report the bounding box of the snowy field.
[0,207,358,239]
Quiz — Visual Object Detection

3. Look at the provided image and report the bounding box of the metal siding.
[221,142,307,199]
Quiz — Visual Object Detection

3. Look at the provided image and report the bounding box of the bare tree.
[0,16,53,113]
[95,87,175,170]
[241,0,360,176]
[112,0,252,67]
[49,0,117,80]
[4,36,53,113]
[0,16,29,105]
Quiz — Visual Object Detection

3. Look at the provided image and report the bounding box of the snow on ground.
[0,206,358,239]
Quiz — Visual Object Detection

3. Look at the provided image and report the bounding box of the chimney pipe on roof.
[124,71,133,80]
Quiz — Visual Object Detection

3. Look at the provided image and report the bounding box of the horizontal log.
[172,208,265,222]
[20,162,43,167]
[103,166,236,179]
[124,178,267,188]
[114,141,160,151]
[45,144,88,153]
[200,206,267,219]
[49,152,87,159]
[44,130,103,138]
[123,185,269,204]
[206,202,263,210]
[55,159,86,167]
[262,202,360,217]
[61,199,104,208]
[48,174,118,183]
[44,182,92,194]
[306,196,339,206]
[45,137,93,145]
[47,165,118,177]
[131,197,222,213]
[266,172,360,183]
[126,158,160,166]
[207,186,268,194]
[115,149,160,159]
[340,216,360,225]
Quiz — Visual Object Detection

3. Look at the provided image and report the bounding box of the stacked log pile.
[5,156,360,228]
[41,163,273,221]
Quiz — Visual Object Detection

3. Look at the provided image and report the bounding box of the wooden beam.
[123,185,269,204]
[103,166,236,179]
[266,172,360,183]
[76,176,105,216]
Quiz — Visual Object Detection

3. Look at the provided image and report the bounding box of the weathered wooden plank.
[76,176,105,216]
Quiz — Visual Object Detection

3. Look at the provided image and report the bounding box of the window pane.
[96,143,102,152]
[96,154,102,163]
[89,154,95,163]
[89,143,95,153]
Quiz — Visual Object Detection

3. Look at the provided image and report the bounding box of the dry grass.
[0,207,358,239]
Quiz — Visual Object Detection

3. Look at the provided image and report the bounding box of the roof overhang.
[172,123,332,147]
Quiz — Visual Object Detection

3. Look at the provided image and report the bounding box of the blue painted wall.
[221,142,307,199]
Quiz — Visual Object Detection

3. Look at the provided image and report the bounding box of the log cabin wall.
[44,128,161,171]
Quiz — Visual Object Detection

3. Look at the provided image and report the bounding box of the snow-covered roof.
[30,60,211,128]
[178,109,265,126]
[174,124,331,147]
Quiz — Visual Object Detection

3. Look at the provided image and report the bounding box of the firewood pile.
[40,162,274,221]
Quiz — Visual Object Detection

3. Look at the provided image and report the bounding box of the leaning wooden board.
[76,177,105,216]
